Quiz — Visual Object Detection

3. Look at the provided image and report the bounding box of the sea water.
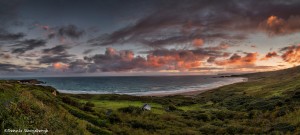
[2,76,246,96]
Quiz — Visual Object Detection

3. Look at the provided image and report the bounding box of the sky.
[1,0,300,76]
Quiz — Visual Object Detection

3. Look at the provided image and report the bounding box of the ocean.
[2,76,245,96]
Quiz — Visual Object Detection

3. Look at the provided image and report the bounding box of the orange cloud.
[260,15,300,35]
[146,52,202,71]
[215,53,258,67]
[281,45,300,64]
[261,51,278,60]
[267,16,284,27]
[193,38,204,47]
[53,62,68,70]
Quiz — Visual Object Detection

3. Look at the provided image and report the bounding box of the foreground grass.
[1,66,300,134]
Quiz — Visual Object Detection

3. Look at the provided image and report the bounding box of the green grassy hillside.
[1,66,300,134]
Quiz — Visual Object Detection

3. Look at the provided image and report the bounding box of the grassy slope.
[0,66,300,134]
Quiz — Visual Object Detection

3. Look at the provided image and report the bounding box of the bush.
[270,123,295,133]
[292,91,300,99]
[196,113,210,121]
[85,101,95,107]
[118,106,142,115]
[247,97,284,111]
[31,91,56,105]
[164,104,178,112]
[226,125,245,134]
[81,101,95,112]
[82,105,94,112]
[199,124,218,134]
[108,113,122,124]
[68,109,107,127]
[129,120,162,131]
[86,124,111,135]
[212,111,234,121]
[61,96,82,108]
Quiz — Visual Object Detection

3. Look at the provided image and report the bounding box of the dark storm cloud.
[83,49,94,54]
[37,54,74,64]
[58,25,85,39]
[68,59,89,73]
[89,0,300,47]
[0,63,23,72]
[84,48,146,72]
[42,45,71,54]
[0,32,25,41]
[34,24,85,42]
[11,39,46,54]
[38,45,75,64]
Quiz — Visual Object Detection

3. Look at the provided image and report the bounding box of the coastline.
[56,77,248,97]
[141,77,248,97]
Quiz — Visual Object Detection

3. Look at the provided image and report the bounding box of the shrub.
[292,91,300,99]
[68,109,107,127]
[226,125,245,134]
[196,113,210,121]
[165,104,178,112]
[270,123,295,133]
[61,96,82,108]
[129,120,162,131]
[81,101,95,112]
[199,124,218,134]
[247,97,284,111]
[212,111,234,121]
[31,91,56,105]
[118,106,142,115]
[108,113,122,124]
[86,124,111,135]
[82,105,94,112]
[85,101,95,107]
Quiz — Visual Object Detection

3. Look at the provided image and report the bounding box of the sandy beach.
[141,77,248,97]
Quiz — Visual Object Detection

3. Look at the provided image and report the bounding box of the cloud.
[37,54,74,64]
[280,45,300,64]
[215,53,258,67]
[0,53,11,59]
[58,24,85,39]
[42,45,71,55]
[0,32,25,41]
[53,62,69,70]
[261,51,278,60]
[35,24,85,42]
[189,67,224,71]
[260,15,300,35]
[84,47,146,72]
[11,39,46,54]
[0,63,23,72]
[68,59,90,73]
[84,46,229,72]
[88,0,300,47]
[36,44,76,73]
[193,38,204,47]
[83,49,94,54]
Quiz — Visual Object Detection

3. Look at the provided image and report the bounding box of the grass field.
[1,66,300,134]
